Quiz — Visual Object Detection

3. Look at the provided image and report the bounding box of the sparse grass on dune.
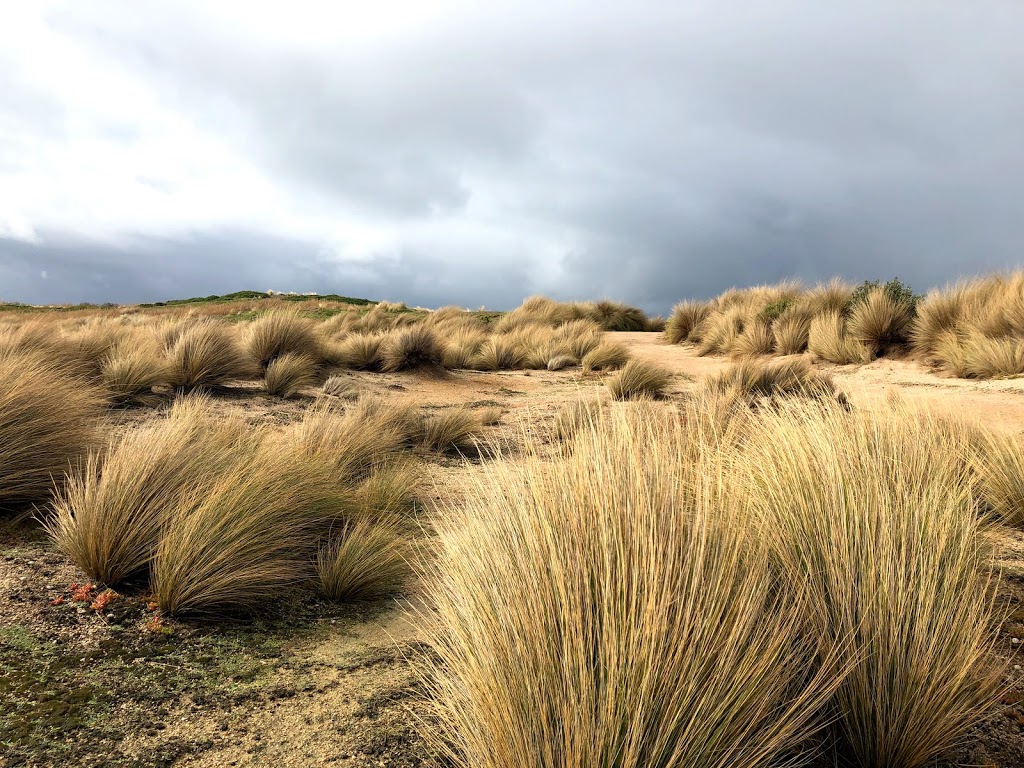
[381,325,445,372]
[606,359,672,400]
[581,340,629,372]
[317,517,409,601]
[264,352,319,398]
[244,311,324,371]
[741,401,1003,768]
[420,402,844,768]
[0,349,104,512]
[165,319,253,391]
[46,398,245,585]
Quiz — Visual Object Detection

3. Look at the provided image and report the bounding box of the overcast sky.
[1,1,1022,311]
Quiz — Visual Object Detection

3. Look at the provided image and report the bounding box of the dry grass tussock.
[846,286,914,355]
[381,325,444,372]
[244,311,325,371]
[739,401,1003,768]
[704,357,844,407]
[417,407,486,453]
[551,395,604,442]
[494,295,650,332]
[332,332,385,371]
[165,319,254,391]
[317,517,409,601]
[808,312,872,364]
[321,374,361,400]
[420,401,845,768]
[420,396,1005,768]
[0,349,104,511]
[972,430,1024,527]
[581,340,629,372]
[606,359,672,400]
[100,334,172,406]
[264,352,319,398]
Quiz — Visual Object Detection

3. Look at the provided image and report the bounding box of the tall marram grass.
[420,402,845,768]
[741,402,1003,768]
[0,349,104,511]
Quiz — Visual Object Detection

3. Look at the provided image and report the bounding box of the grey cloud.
[4,1,1024,310]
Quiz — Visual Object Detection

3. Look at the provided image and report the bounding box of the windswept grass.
[420,402,845,768]
[704,357,843,407]
[665,301,711,344]
[381,326,444,372]
[165,320,253,391]
[418,407,484,453]
[581,341,629,372]
[0,350,104,511]
[100,339,171,406]
[46,398,245,585]
[264,352,319,398]
[317,517,409,601]
[847,286,914,356]
[808,312,871,365]
[334,333,385,371]
[972,431,1024,527]
[244,312,324,371]
[606,359,672,400]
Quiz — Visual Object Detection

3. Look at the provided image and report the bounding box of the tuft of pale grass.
[381,325,445,372]
[645,315,666,333]
[741,401,1004,768]
[471,336,525,371]
[808,312,871,364]
[546,354,578,371]
[317,517,409,601]
[418,407,483,453]
[442,328,488,369]
[551,396,604,442]
[590,299,648,331]
[665,300,711,344]
[772,311,813,355]
[419,403,844,768]
[244,311,324,371]
[704,357,843,407]
[46,398,246,585]
[0,349,104,511]
[165,320,253,391]
[731,320,774,357]
[334,332,385,371]
[973,431,1024,526]
[151,433,342,615]
[606,359,672,400]
[476,407,502,426]
[847,287,913,355]
[581,341,629,372]
[322,374,361,400]
[100,340,172,406]
[264,352,319,398]
[959,333,1024,379]
[695,307,746,356]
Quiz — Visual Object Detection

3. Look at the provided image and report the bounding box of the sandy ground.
[4,332,1024,767]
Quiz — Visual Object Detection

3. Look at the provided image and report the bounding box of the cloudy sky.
[1,1,1022,311]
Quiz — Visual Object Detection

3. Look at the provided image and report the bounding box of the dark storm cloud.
[5,1,1024,309]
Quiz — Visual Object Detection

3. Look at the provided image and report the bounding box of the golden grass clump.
[606,359,672,400]
[46,398,246,585]
[165,319,253,391]
[808,312,872,364]
[151,433,342,615]
[317,517,409,601]
[321,374,361,400]
[741,401,1003,768]
[590,298,648,331]
[731,320,774,357]
[695,306,747,356]
[958,333,1024,379]
[665,300,712,344]
[0,350,104,511]
[442,328,488,369]
[264,352,319,398]
[704,357,843,407]
[846,287,913,355]
[472,336,525,371]
[100,339,172,406]
[244,311,324,371]
[546,354,577,371]
[581,341,629,372]
[771,310,813,355]
[334,332,385,371]
[381,325,445,372]
[551,319,604,360]
[418,407,484,453]
[551,396,604,442]
[972,431,1024,526]
[420,403,843,768]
